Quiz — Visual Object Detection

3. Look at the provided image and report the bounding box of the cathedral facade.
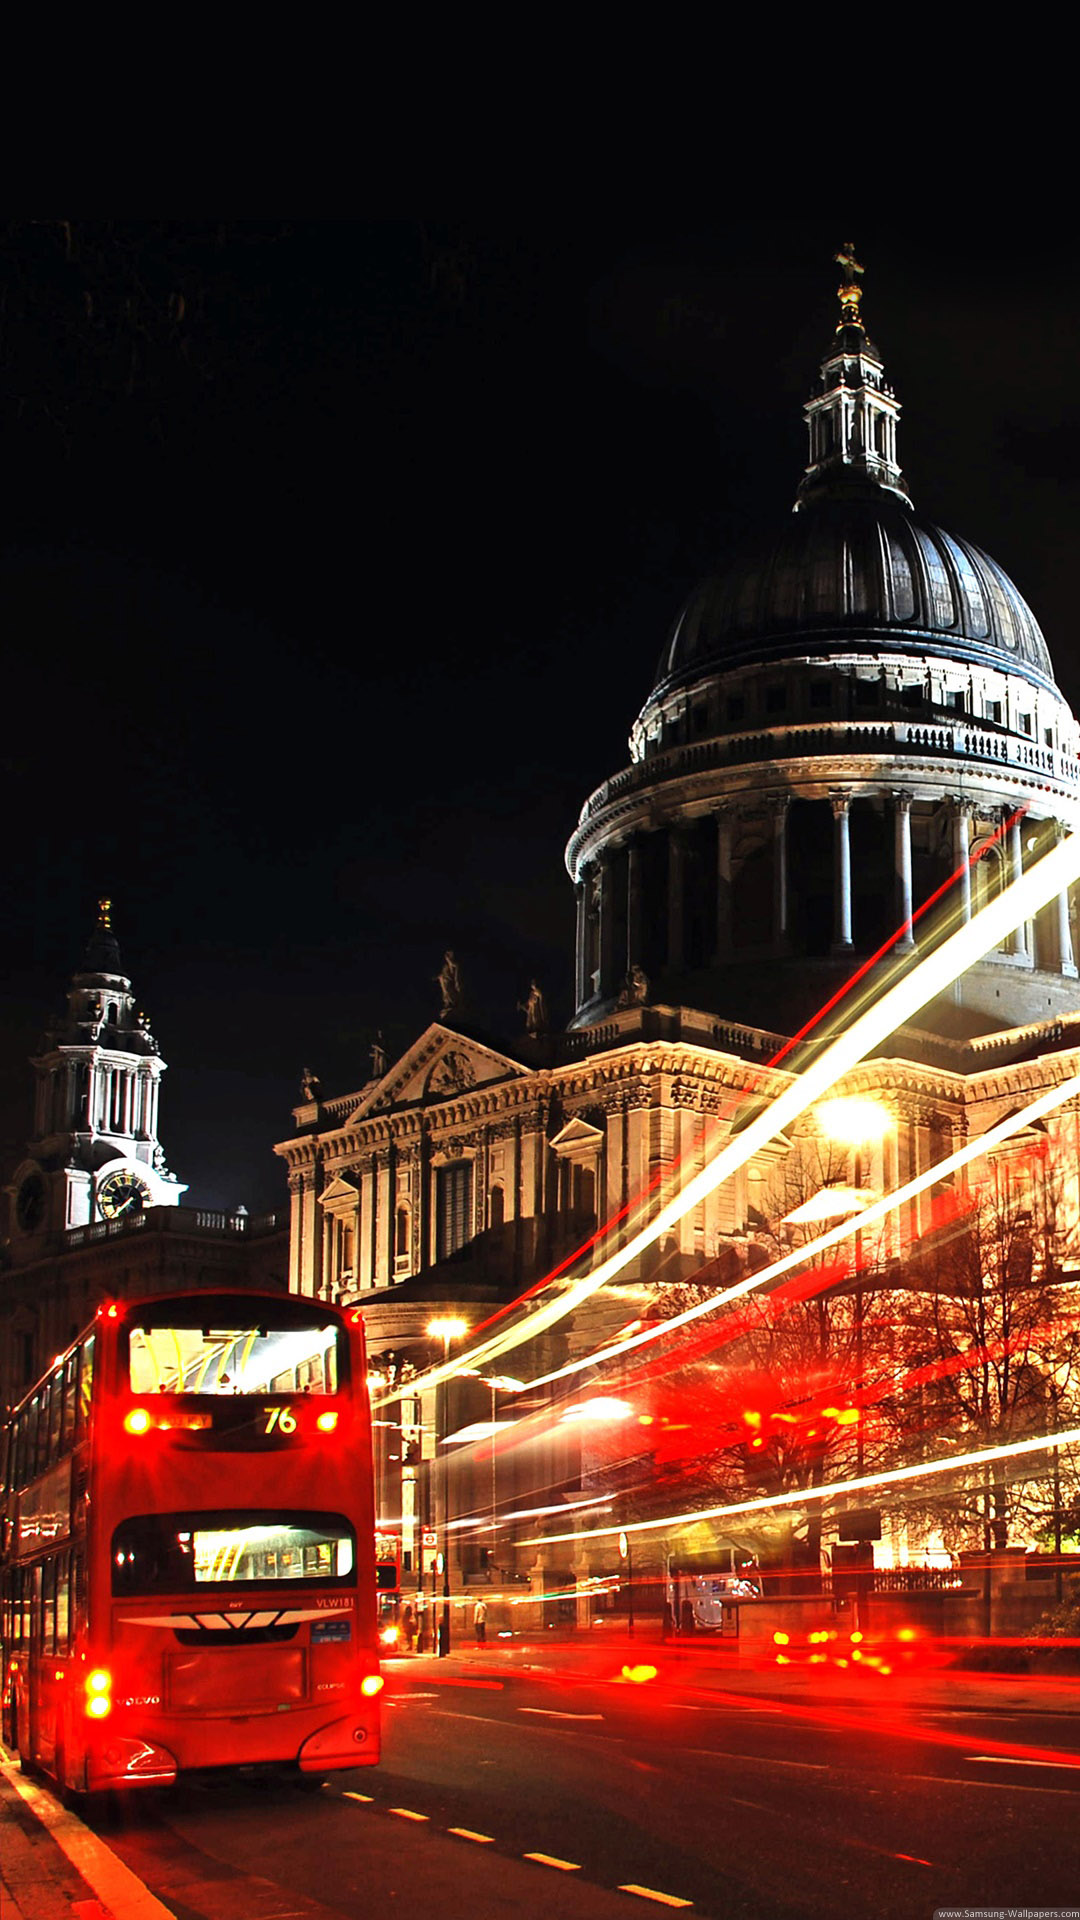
[276,258,1080,1623]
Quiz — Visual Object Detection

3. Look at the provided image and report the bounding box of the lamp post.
[427,1317,467,1656]
[618,1530,635,1637]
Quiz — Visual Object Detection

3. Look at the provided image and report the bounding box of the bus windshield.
[127,1320,341,1396]
[112,1510,356,1594]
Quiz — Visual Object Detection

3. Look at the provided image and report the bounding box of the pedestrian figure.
[401,1602,416,1653]
[473,1597,487,1644]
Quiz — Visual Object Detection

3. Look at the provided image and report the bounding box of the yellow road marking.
[389,1806,429,1821]
[342,1791,374,1802]
[448,1828,495,1844]
[524,1853,580,1871]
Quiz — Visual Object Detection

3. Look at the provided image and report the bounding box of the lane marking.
[678,1745,827,1772]
[618,1886,693,1908]
[342,1791,374,1802]
[389,1807,430,1821]
[447,1828,495,1844]
[894,1854,934,1866]
[889,1771,1077,1797]
[2,1762,176,1920]
[523,1852,581,1871]
[967,1755,1076,1769]
[517,1707,604,1722]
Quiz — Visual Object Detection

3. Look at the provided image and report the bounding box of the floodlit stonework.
[277,260,1080,1632]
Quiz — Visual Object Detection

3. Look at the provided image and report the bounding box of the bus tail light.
[316,1411,338,1433]
[360,1674,384,1697]
[85,1669,112,1718]
[124,1409,153,1435]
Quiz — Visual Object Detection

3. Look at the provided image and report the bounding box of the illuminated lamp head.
[124,1409,153,1435]
[360,1674,384,1696]
[427,1317,468,1346]
[815,1097,893,1148]
[316,1410,339,1433]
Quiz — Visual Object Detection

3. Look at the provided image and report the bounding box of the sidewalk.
[0,1753,103,1920]
[0,1744,174,1920]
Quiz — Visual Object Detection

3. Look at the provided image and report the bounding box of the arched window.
[489,1184,505,1230]
[395,1206,410,1259]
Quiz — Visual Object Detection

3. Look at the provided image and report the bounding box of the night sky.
[3,220,1080,1213]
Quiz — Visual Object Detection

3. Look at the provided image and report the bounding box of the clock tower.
[7,900,186,1250]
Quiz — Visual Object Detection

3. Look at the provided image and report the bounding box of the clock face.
[98,1170,152,1220]
[15,1174,45,1233]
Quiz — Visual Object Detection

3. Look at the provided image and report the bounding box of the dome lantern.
[796,244,909,511]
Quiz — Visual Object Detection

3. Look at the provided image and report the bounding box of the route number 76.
[263,1405,297,1434]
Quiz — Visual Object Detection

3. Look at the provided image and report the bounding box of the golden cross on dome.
[834,241,865,326]
[98,897,112,929]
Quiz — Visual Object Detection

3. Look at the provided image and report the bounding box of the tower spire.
[834,241,865,329]
[795,244,910,511]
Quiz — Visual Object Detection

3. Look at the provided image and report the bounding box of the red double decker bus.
[1,1290,382,1796]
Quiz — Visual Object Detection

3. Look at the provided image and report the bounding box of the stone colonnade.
[574,795,1077,1007]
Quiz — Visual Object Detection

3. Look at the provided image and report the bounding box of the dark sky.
[3,220,1080,1213]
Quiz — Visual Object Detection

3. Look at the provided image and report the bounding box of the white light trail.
[508,1066,1080,1395]
[373,832,1080,1408]
[520,1425,1080,1548]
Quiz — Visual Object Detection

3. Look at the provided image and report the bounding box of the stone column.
[716,808,734,959]
[302,1175,320,1298]
[288,1173,304,1292]
[1008,811,1030,960]
[831,794,853,951]
[598,851,616,999]
[417,1129,431,1277]
[893,791,916,948]
[952,799,973,923]
[1056,824,1077,976]
[770,796,789,953]
[322,1209,336,1296]
[626,839,643,975]
[668,830,685,971]
[574,879,587,1009]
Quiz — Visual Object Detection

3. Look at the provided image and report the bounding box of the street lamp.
[427,1318,467,1656]
[815,1097,893,1478]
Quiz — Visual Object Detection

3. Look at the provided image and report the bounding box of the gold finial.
[98,897,112,930]
[834,241,864,327]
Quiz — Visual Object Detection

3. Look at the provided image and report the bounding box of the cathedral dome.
[655,492,1054,697]
[567,249,1080,1042]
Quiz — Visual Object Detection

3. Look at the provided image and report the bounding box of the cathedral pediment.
[550,1116,604,1158]
[319,1175,360,1216]
[347,1025,529,1121]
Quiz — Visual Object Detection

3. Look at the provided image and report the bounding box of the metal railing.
[577,718,1080,830]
